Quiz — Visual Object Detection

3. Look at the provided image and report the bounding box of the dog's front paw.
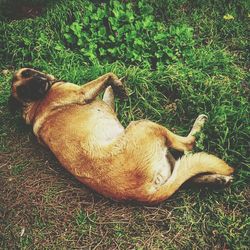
[111,77,128,99]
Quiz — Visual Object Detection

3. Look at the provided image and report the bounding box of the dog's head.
[9,68,56,113]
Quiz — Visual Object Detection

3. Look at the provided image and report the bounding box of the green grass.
[0,0,249,249]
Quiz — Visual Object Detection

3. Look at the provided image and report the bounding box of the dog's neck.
[22,79,65,124]
[22,101,41,125]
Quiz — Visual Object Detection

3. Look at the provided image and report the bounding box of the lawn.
[0,0,249,249]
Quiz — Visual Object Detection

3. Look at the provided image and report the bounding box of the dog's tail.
[146,152,234,204]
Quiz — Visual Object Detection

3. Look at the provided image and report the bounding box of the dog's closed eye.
[21,69,32,78]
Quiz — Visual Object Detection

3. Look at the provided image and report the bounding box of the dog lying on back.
[9,68,234,204]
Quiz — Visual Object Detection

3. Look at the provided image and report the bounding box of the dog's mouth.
[42,80,50,93]
[51,79,65,85]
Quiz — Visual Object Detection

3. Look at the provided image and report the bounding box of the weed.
[19,235,33,249]
[75,210,97,236]
[63,0,195,68]
[113,223,126,238]
[10,163,28,175]
[42,186,59,203]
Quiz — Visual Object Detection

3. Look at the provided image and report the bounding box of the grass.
[0,0,249,249]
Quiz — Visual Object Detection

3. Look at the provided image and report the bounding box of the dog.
[9,68,234,204]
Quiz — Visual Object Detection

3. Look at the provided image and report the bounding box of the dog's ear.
[8,95,22,114]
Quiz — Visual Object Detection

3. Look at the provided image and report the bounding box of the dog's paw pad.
[217,175,233,186]
[224,175,233,185]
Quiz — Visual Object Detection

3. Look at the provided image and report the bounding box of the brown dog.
[9,68,234,204]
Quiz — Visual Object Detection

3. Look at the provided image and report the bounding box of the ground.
[0,0,249,249]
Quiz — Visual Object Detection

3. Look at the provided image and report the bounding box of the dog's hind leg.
[103,86,115,111]
[123,116,206,154]
[166,150,232,186]
[144,152,234,204]
[161,114,207,152]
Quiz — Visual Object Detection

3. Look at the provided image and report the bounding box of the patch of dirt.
[1,1,45,20]
[0,108,175,249]
[1,106,249,249]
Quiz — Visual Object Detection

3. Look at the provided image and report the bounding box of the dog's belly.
[90,115,124,146]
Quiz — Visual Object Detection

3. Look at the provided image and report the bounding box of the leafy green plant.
[63,0,195,68]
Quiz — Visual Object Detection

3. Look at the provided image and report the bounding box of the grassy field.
[0,0,249,249]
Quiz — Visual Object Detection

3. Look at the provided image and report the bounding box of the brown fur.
[9,68,234,204]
